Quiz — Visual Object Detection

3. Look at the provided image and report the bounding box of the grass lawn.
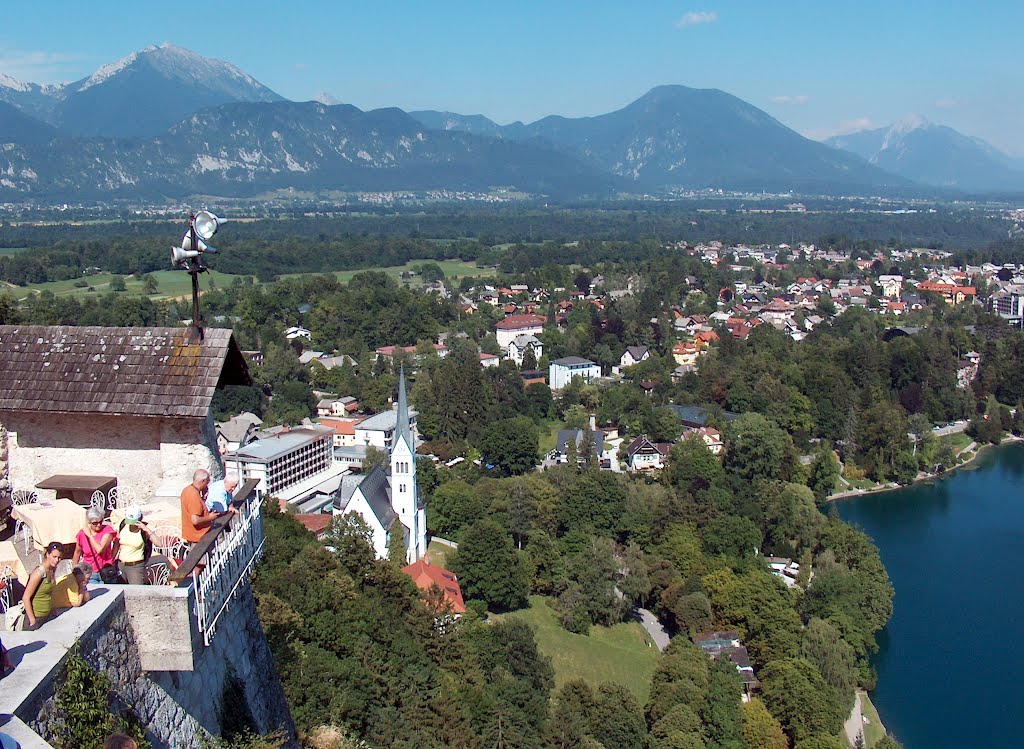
[859,690,887,747]
[282,259,487,286]
[500,596,659,704]
[538,419,562,456]
[941,431,974,454]
[426,538,457,568]
[0,247,29,256]
[10,269,245,301]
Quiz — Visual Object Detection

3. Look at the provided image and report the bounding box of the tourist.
[73,507,118,584]
[103,734,138,749]
[205,474,239,513]
[21,541,63,630]
[51,562,93,609]
[181,468,225,545]
[117,507,153,585]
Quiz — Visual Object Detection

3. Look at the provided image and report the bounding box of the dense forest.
[0,204,1020,285]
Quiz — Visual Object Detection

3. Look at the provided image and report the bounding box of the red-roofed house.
[495,314,546,348]
[917,280,976,305]
[318,417,362,447]
[295,513,333,539]
[402,559,466,615]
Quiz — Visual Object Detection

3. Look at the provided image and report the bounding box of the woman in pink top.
[72,507,117,583]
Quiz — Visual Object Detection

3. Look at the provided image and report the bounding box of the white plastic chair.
[12,489,38,554]
[0,566,13,613]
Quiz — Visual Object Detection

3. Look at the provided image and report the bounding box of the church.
[334,369,427,563]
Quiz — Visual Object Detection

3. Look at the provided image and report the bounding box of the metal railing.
[169,478,264,645]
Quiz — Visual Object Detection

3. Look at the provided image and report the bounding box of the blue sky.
[3,1,1022,154]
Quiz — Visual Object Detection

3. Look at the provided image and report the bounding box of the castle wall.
[10,585,295,749]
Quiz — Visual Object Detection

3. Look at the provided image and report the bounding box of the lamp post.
[171,210,225,341]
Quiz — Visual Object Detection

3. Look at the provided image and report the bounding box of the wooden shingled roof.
[0,325,250,419]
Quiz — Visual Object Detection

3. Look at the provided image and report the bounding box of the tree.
[725,413,795,484]
[758,658,845,745]
[740,698,787,749]
[452,520,530,611]
[704,656,743,749]
[703,515,762,560]
[362,445,389,473]
[479,417,539,476]
[386,523,406,566]
[427,480,481,539]
[799,618,857,714]
[110,275,126,292]
[142,274,159,294]
[807,449,840,503]
[564,404,590,431]
[521,345,538,371]
[665,437,724,495]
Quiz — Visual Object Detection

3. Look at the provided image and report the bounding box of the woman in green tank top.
[22,542,64,630]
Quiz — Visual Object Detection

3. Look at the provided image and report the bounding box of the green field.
[7,269,245,301]
[283,259,487,286]
[500,596,659,704]
[538,419,562,455]
[426,538,457,568]
[3,258,488,303]
[859,691,887,747]
[0,247,29,256]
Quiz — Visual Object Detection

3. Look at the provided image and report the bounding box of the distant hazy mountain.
[412,86,906,193]
[826,116,1024,192]
[0,43,284,139]
[0,101,624,201]
[0,101,59,146]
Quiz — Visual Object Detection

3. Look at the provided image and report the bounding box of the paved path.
[844,690,864,747]
[635,607,670,651]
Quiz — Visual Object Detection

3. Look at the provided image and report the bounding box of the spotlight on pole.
[171,210,227,342]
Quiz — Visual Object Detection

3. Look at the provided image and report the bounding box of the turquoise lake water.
[836,442,1024,749]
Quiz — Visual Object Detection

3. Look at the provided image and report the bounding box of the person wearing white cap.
[116,506,153,585]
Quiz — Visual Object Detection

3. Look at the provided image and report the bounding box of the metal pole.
[189,217,204,342]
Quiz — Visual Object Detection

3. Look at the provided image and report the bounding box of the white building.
[223,424,344,511]
[878,275,904,299]
[335,370,427,563]
[506,334,544,366]
[549,356,601,391]
[613,345,650,374]
[353,406,419,450]
[495,314,546,349]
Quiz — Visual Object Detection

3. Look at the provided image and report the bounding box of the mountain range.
[825,116,1024,193]
[0,43,1020,201]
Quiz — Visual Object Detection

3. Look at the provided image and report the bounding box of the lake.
[836,442,1024,749]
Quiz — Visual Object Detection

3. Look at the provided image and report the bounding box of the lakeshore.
[835,442,1024,748]
[827,434,1024,503]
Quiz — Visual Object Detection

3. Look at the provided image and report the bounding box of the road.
[844,691,864,747]
[931,420,968,437]
[635,607,670,651]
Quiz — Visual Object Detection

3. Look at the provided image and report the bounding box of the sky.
[3,0,1023,154]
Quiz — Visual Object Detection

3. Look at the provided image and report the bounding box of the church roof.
[353,464,397,530]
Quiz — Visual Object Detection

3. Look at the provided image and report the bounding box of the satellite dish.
[193,210,225,241]
[171,245,201,269]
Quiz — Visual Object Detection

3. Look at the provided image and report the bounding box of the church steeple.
[395,365,411,452]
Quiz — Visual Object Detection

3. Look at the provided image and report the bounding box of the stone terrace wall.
[16,586,295,749]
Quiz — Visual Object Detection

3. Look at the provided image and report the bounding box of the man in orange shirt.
[180,469,222,544]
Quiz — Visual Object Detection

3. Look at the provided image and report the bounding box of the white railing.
[184,485,265,645]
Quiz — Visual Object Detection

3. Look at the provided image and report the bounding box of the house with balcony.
[506,333,544,366]
[549,356,601,391]
[495,314,546,349]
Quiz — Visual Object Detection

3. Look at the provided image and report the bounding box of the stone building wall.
[3,412,222,499]
[17,587,295,749]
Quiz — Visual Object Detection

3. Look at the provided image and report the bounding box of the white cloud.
[675,11,718,29]
[314,92,342,105]
[771,95,810,105]
[934,97,960,109]
[803,117,874,141]
[0,46,82,84]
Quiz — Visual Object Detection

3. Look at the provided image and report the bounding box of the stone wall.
[15,586,295,749]
[3,412,222,500]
